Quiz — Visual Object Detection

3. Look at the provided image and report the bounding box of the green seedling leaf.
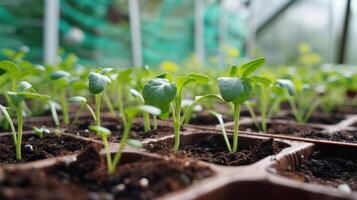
[33,127,50,138]
[88,72,111,94]
[125,105,161,119]
[89,125,111,136]
[229,65,238,76]
[217,77,244,102]
[18,81,32,91]
[218,77,253,105]
[276,79,295,95]
[0,60,21,78]
[50,70,70,80]
[143,78,176,113]
[117,68,133,83]
[127,139,143,148]
[156,73,174,82]
[0,105,17,143]
[130,88,144,102]
[8,91,51,101]
[252,76,271,86]
[100,68,114,74]
[239,57,265,78]
[187,73,210,84]
[68,96,87,104]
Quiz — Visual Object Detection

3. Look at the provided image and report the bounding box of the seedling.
[90,105,160,174]
[130,88,153,132]
[244,78,293,132]
[33,127,51,139]
[50,70,71,125]
[0,81,50,160]
[217,57,266,152]
[276,79,320,123]
[116,68,133,126]
[88,72,111,127]
[143,73,221,151]
[68,96,96,125]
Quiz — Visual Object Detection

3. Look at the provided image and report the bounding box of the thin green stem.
[70,104,84,126]
[101,134,112,173]
[110,121,131,174]
[117,86,127,126]
[143,113,151,132]
[15,105,23,160]
[173,98,181,151]
[245,102,260,131]
[103,92,116,115]
[60,89,69,125]
[232,104,241,153]
[153,116,157,130]
[95,94,101,127]
[86,103,97,123]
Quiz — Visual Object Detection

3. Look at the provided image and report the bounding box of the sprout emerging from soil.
[50,70,71,125]
[143,73,218,151]
[88,72,111,127]
[217,57,266,152]
[68,96,96,125]
[90,105,160,174]
[0,81,50,160]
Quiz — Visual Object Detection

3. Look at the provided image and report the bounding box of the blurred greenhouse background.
[0,0,356,67]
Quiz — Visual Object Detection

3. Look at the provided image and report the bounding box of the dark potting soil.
[145,134,286,166]
[23,114,175,142]
[279,150,357,190]
[0,169,88,200]
[274,112,345,125]
[46,145,214,200]
[240,122,357,143]
[0,134,93,164]
[64,116,175,142]
[188,112,233,125]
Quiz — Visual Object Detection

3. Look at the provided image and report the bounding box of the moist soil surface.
[0,133,93,164]
[145,134,286,166]
[45,145,214,200]
[23,115,175,142]
[0,169,88,200]
[273,112,345,125]
[187,112,233,125]
[279,150,357,190]
[239,122,357,143]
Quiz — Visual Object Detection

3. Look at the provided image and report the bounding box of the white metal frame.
[43,0,60,65]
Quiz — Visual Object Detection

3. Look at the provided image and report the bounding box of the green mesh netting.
[0,0,247,67]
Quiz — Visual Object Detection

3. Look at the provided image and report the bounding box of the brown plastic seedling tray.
[1,112,357,199]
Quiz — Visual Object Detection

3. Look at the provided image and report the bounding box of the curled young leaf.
[100,68,114,74]
[276,79,295,95]
[238,57,265,78]
[143,78,176,113]
[217,77,244,102]
[125,105,161,120]
[18,81,32,92]
[187,73,210,84]
[218,77,253,105]
[127,139,143,148]
[88,72,111,94]
[50,70,70,80]
[0,60,21,78]
[130,88,144,102]
[89,125,111,136]
[68,96,87,104]
[117,68,133,83]
[252,76,271,86]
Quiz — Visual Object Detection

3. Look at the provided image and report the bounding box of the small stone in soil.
[24,144,34,152]
[139,178,149,188]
